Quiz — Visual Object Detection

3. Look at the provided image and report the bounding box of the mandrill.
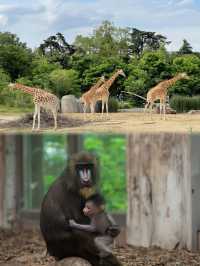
[40,151,122,266]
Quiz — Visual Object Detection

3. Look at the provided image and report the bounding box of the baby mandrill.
[69,193,120,259]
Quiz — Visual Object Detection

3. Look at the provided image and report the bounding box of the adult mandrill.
[40,151,121,266]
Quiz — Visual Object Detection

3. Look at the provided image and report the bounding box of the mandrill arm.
[69,219,96,233]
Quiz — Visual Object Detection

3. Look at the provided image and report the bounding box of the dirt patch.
[1,112,200,133]
[0,113,89,130]
[0,228,200,266]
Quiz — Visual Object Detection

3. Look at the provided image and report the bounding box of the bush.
[95,97,119,113]
[170,95,200,113]
[118,101,133,109]
[0,85,33,108]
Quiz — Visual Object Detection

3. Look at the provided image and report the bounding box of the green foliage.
[74,21,129,59]
[128,28,170,57]
[0,86,33,108]
[49,69,81,97]
[124,48,171,106]
[31,56,61,89]
[38,32,76,68]
[39,135,127,212]
[84,135,126,212]
[170,55,200,96]
[0,22,200,108]
[178,39,193,55]
[95,97,119,113]
[170,95,200,113]
[0,32,33,80]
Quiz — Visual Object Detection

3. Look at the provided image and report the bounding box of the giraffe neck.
[13,84,37,95]
[164,75,183,90]
[104,72,120,90]
[90,78,104,91]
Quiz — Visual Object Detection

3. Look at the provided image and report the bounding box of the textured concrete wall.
[127,133,192,250]
[191,134,200,250]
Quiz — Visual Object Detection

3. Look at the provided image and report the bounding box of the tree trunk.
[127,133,192,250]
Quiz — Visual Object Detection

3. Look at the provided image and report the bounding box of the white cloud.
[0,14,8,27]
[0,0,199,51]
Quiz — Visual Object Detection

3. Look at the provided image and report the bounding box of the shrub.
[95,97,119,113]
[170,95,200,113]
[0,85,33,108]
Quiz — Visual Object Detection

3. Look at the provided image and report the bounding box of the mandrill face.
[76,163,94,188]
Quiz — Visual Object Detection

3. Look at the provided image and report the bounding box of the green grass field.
[0,104,32,114]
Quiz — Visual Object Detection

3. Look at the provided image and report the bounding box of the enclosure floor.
[1,112,200,133]
[1,228,200,266]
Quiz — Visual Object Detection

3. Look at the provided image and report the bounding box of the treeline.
[0,20,200,108]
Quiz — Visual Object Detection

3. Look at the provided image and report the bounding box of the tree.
[39,33,76,68]
[31,56,61,89]
[124,48,171,106]
[0,32,33,80]
[49,69,80,97]
[178,39,193,55]
[74,21,129,60]
[128,28,171,57]
[170,55,200,96]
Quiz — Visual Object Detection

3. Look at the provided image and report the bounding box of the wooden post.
[67,135,83,156]
[31,135,43,209]
[3,135,18,227]
[127,133,192,250]
[0,135,5,226]
[15,135,23,214]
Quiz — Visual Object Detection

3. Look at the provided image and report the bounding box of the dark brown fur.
[40,152,121,266]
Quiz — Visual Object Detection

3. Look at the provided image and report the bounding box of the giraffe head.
[117,69,126,77]
[177,73,190,80]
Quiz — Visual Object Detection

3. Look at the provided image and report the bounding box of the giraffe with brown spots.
[80,76,105,118]
[93,69,126,117]
[145,73,189,120]
[8,83,60,130]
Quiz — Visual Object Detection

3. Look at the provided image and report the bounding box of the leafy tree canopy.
[178,39,193,55]
[0,32,33,80]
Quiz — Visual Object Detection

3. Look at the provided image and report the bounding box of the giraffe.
[8,83,60,130]
[93,69,126,116]
[145,73,189,120]
[79,76,105,117]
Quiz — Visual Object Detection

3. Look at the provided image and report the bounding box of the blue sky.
[0,0,200,51]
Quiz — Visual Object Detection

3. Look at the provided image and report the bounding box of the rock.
[156,106,176,114]
[188,110,200,114]
[54,257,92,266]
[61,95,83,113]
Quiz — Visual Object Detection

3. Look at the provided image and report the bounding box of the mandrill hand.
[107,225,121,238]
[69,219,77,227]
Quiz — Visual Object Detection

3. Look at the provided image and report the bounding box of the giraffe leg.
[150,103,153,120]
[160,102,163,120]
[90,103,95,120]
[101,101,104,118]
[163,102,166,120]
[83,103,87,121]
[144,102,149,120]
[32,105,38,130]
[52,109,57,130]
[37,106,41,130]
[106,101,109,118]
